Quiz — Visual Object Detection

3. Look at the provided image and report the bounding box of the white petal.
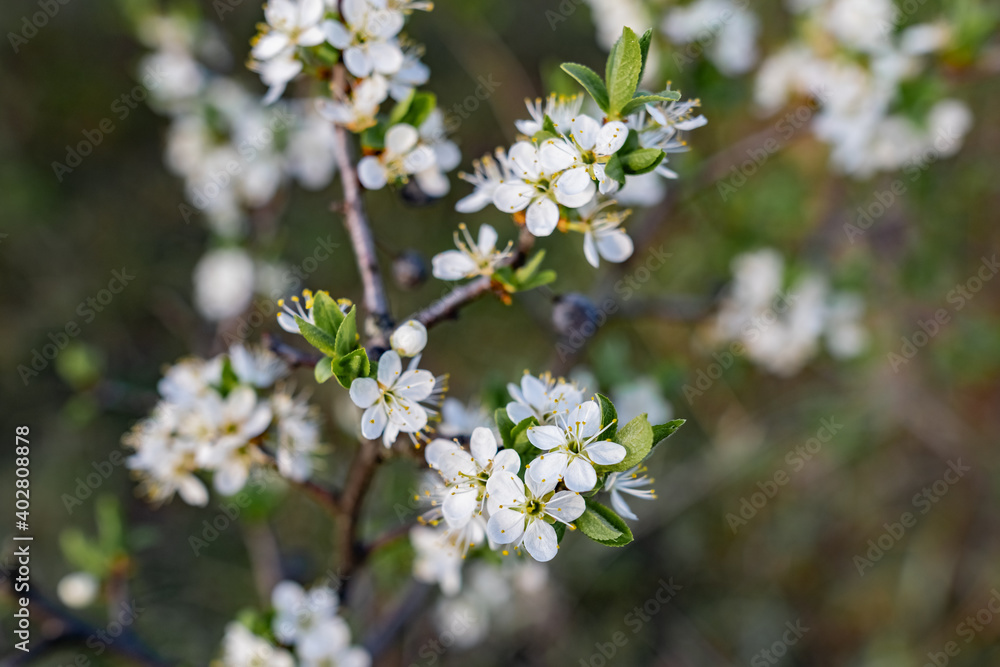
[377,350,402,385]
[394,369,435,400]
[385,396,428,433]
[253,32,291,60]
[271,581,304,613]
[470,427,497,468]
[596,229,634,263]
[564,457,598,492]
[493,182,535,214]
[521,374,547,406]
[506,402,534,424]
[555,166,593,196]
[570,115,600,149]
[583,231,600,268]
[369,40,405,74]
[492,449,521,475]
[526,425,566,451]
[381,420,400,448]
[323,19,352,48]
[538,139,579,173]
[525,198,559,236]
[297,25,326,47]
[574,401,602,438]
[476,224,498,254]
[177,475,209,506]
[546,490,586,522]
[361,404,387,439]
[442,488,478,528]
[276,312,300,333]
[343,46,373,77]
[610,489,638,521]
[554,176,596,208]
[349,377,380,408]
[523,519,558,561]
[385,123,419,154]
[507,141,541,180]
[595,121,628,156]
[485,471,525,514]
[527,450,568,488]
[357,156,387,190]
[585,440,627,465]
[455,191,492,213]
[487,508,525,545]
[214,462,249,496]
[432,251,479,280]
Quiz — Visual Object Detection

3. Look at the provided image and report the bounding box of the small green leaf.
[620,129,640,155]
[620,148,665,175]
[496,408,516,449]
[332,348,371,388]
[511,416,540,460]
[492,267,518,293]
[554,521,567,544]
[517,270,556,291]
[605,27,642,119]
[532,130,561,143]
[619,90,682,117]
[400,91,437,128]
[359,122,386,151]
[542,115,560,136]
[560,62,610,112]
[311,292,345,336]
[574,498,634,546]
[388,89,415,125]
[296,316,338,357]
[514,249,547,284]
[637,29,653,82]
[596,393,618,441]
[604,153,626,185]
[605,413,653,472]
[314,357,335,384]
[651,419,685,450]
[334,306,358,357]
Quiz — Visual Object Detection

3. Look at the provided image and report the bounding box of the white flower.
[514,94,584,137]
[390,319,428,357]
[271,389,321,482]
[221,622,295,667]
[505,372,584,425]
[250,0,326,104]
[437,398,491,438]
[323,0,405,77]
[286,105,338,190]
[424,428,521,528]
[317,75,389,131]
[271,580,338,645]
[492,141,596,237]
[603,464,656,521]
[349,350,437,447]
[197,387,273,495]
[611,377,672,425]
[570,200,634,268]
[556,114,629,195]
[125,408,210,507]
[432,223,513,281]
[158,356,223,406]
[388,49,430,100]
[57,572,99,609]
[276,289,348,333]
[455,148,514,213]
[662,0,759,76]
[193,248,256,321]
[410,525,466,595]
[296,617,371,667]
[485,468,585,562]
[357,123,436,190]
[525,400,626,492]
[229,344,289,388]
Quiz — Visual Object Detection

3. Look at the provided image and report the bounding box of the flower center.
[525,499,545,516]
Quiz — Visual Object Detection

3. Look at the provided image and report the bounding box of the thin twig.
[336,440,382,588]
[331,65,393,351]
[264,332,321,368]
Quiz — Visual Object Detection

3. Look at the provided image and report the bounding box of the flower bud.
[57,572,99,609]
[390,320,428,357]
[393,249,428,290]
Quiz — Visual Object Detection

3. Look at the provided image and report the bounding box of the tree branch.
[336,440,382,589]
[331,65,393,351]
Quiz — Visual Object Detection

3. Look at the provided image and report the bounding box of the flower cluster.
[123,345,321,505]
[409,369,682,592]
[707,248,868,376]
[219,580,369,667]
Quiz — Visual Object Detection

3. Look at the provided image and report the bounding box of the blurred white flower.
[612,376,672,425]
[57,572,99,609]
[437,398,492,438]
[455,148,514,214]
[193,248,256,321]
[603,464,656,521]
[357,123,436,190]
[432,223,512,281]
[229,344,289,388]
[323,0,406,77]
[250,0,326,104]
[506,372,585,425]
[662,0,759,76]
[411,525,466,595]
[271,389,321,482]
[271,580,338,645]
[221,622,295,667]
[318,75,389,131]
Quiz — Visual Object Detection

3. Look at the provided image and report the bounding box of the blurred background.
[1,0,999,665]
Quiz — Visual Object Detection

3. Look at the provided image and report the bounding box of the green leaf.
[388,89,415,125]
[334,306,358,357]
[605,413,653,472]
[311,292,345,336]
[605,27,642,119]
[314,357,335,384]
[95,495,123,556]
[554,521,567,544]
[359,122,386,151]
[620,148,665,175]
[511,416,540,460]
[560,63,610,112]
[619,90,682,117]
[620,129,640,155]
[637,29,653,82]
[492,267,518,293]
[604,153,626,186]
[332,348,371,388]
[651,419,685,450]
[517,270,556,291]
[574,499,634,546]
[542,115,560,136]
[60,528,109,575]
[296,316,338,357]
[514,249,547,284]
[532,130,561,143]
[596,393,618,441]
[400,91,437,128]
[496,408,516,449]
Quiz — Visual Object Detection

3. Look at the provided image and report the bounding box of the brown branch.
[331,65,393,351]
[258,446,341,514]
[336,440,382,588]
[264,332,321,368]
[359,519,418,560]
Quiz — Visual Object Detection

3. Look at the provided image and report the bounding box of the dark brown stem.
[331,66,393,351]
[264,332,321,368]
[336,440,382,586]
